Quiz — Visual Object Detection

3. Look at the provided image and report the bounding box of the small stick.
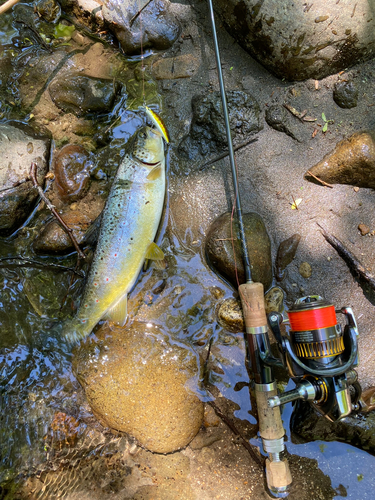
[29,162,86,260]
[306,170,333,188]
[199,137,258,171]
[0,0,20,15]
[317,223,375,290]
[207,399,263,469]
[129,0,153,26]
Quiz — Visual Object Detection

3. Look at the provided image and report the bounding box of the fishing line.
[137,0,147,106]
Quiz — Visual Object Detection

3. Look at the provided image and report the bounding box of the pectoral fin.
[146,163,162,181]
[105,294,128,326]
[145,242,166,270]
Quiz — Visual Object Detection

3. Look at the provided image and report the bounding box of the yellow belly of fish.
[63,168,165,343]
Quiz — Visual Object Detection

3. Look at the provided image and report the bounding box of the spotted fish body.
[62,126,165,344]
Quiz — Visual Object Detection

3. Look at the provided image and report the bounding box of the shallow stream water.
[0,4,374,500]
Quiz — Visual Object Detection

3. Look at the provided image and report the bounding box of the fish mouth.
[141,160,161,167]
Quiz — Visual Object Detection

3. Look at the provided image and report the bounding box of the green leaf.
[321,112,327,122]
[53,24,75,40]
[322,122,328,133]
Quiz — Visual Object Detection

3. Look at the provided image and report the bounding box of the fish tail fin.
[61,318,91,346]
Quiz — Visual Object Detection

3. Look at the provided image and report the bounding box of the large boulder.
[214,0,375,81]
[73,321,204,454]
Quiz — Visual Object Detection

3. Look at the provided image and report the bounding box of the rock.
[33,211,94,254]
[49,75,121,117]
[72,321,204,454]
[333,80,358,109]
[217,298,244,332]
[213,0,375,81]
[152,54,199,80]
[265,286,284,314]
[291,401,375,454]
[305,131,375,189]
[0,122,51,235]
[53,144,93,202]
[102,0,180,55]
[265,105,307,142]
[299,262,312,278]
[205,212,272,290]
[275,234,301,281]
[358,223,370,236]
[178,91,262,160]
[34,0,61,23]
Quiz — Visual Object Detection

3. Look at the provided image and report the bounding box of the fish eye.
[139,131,147,139]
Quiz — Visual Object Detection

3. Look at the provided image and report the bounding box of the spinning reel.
[267,295,361,422]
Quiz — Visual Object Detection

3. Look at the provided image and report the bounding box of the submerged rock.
[0,122,51,235]
[33,211,94,254]
[178,91,262,160]
[217,298,244,332]
[205,212,272,290]
[291,400,375,454]
[305,131,375,189]
[73,321,204,454]
[213,0,375,81]
[264,286,284,314]
[53,144,93,202]
[102,0,180,55]
[275,233,301,281]
[49,75,121,117]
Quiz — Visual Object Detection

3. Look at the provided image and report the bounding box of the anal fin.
[105,294,128,326]
[145,242,166,270]
[145,242,164,260]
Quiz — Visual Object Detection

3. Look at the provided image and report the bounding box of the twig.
[199,137,258,171]
[283,103,304,122]
[0,0,21,15]
[306,170,334,188]
[0,256,84,277]
[207,399,263,468]
[129,0,153,26]
[317,223,375,290]
[29,162,86,260]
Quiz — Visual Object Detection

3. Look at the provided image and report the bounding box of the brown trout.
[62,126,166,344]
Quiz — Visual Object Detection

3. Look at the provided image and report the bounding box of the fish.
[142,106,170,144]
[62,126,166,344]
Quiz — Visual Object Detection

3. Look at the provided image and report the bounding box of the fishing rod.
[206,2,362,498]
[206,1,292,496]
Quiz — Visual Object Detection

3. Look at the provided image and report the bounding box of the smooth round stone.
[72,321,204,454]
[205,212,272,290]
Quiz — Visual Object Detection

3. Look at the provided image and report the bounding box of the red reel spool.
[287,305,337,332]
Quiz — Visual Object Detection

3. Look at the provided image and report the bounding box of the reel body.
[268,295,361,422]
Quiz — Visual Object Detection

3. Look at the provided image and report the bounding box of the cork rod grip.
[239,282,267,329]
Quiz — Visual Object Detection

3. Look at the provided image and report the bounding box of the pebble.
[299,262,312,278]
[358,223,370,236]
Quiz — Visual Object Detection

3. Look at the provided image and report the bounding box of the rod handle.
[239,282,267,330]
